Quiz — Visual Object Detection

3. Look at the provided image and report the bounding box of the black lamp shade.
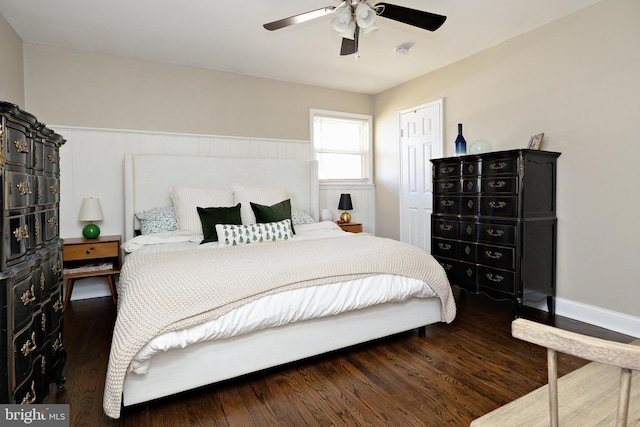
[338,193,353,210]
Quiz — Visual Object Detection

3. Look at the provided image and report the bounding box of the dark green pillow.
[250,199,295,234]
[197,203,242,243]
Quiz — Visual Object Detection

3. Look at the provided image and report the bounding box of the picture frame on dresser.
[527,133,544,150]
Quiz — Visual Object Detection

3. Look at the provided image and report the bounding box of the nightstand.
[62,235,122,309]
[337,222,363,233]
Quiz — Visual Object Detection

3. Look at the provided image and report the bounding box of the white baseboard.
[554,297,640,339]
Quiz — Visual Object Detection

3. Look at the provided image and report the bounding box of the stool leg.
[64,278,74,310]
[106,275,118,304]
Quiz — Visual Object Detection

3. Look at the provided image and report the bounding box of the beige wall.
[23,44,372,140]
[374,0,640,317]
[0,13,24,105]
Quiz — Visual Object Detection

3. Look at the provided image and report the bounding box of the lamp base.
[340,212,351,223]
[82,223,101,239]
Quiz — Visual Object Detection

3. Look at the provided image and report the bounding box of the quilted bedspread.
[104,234,455,418]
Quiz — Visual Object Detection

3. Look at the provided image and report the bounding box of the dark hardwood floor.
[47,288,635,426]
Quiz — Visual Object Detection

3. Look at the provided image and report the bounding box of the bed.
[103,154,456,419]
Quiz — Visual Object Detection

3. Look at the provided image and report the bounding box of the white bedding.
[123,222,439,375]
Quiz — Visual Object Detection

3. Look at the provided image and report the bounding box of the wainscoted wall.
[57,125,376,301]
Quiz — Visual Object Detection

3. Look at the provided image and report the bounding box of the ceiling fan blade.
[340,25,360,56]
[263,6,336,31]
[374,3,446,31]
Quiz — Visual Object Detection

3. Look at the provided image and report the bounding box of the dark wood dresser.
[431,149,560,315]
[0,102,66,403]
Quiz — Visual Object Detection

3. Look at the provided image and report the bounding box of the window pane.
[318,153,362,180]
[317,119,363,152]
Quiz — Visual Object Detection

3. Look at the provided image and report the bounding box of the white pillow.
[216,219,293,246]
[231,184,288,225]
[170,186,234,234]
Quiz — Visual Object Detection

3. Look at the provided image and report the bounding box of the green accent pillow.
[197,203,242,243]
[250,199,295,234]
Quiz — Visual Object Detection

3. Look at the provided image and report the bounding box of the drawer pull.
[37,182,42,200]
[489,180,507,189]
[485,250,503,259]
[486,273,504,283]
[438,243,452,251]
[488,201,507,209]
[48,217,58,228]
[14,138,29,153]
[466,181,475,191]
[21,381,37,404]
[53,298,63,312]
[467,164,475,173]
[440,182,454,189]
[441,263,453,271]
[465,225,473,235]
[35,219,40,237]
[48,153,59,164]
[489,162,507,170]
[13,224,29,242]
[41,356,46,374]
[439,224,452,231]
[40,272,45,290]
[21,284,36,305]
[441,200,455,207]
[41,313,47,332]
[21,331,37,356]
[17,181,32,196]
[52,261,62,275]
[466,268,473,277]
[467,200,474,209]
[440,166,454,174]
[52,333,63,351]
[49,184,60,195]
[486,229,504,237]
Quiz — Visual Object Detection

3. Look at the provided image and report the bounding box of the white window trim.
[310,109,373,185]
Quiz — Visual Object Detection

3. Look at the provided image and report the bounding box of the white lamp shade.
[78,197,104,222]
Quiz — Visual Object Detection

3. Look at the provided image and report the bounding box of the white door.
[399,100,443,252]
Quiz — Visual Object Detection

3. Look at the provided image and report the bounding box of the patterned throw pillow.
[292,208,316,225]
[135,207,177,235]
[215,219,293,246]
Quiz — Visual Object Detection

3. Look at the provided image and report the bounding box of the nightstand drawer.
[338,222,362,233]
[63,242,119,261]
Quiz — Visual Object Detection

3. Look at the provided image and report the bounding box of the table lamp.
[78,197,103,238]
[338,193,353,223]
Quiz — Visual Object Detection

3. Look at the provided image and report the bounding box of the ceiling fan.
[263,1,446,56]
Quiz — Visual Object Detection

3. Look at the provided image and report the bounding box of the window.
[311,110,372,183]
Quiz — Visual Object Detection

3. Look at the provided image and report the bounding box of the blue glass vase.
[455,123,467,156]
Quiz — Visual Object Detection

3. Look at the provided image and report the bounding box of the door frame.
[398,98,444,250]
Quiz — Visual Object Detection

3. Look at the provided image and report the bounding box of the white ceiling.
[0,0,602,94]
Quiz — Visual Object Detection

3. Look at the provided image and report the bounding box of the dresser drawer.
[480,196,517,217]
[458,261,477,291]
[434,257,457,283]
[477,222,516,245]
[462,178,479,193]
[4,124,31,168]
[481,157,518,175]
[433,162,460,179]
[481,177,518,194]
[477,244,515,270]
[434,196,459,215]
[432,239,457,259]
[64,241,119,261]
[477,266,515,295]
[462,160,479,176]
[13,323,38,386]
[459,241,476,263]
[432,219,459,239]
[5,171,33,211]
[459,221,476,241]
[12,275,36,333]
[434,179,460,194]
[460,196,479,216]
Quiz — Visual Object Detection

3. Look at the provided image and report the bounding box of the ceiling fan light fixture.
[355,3,376,28]
[331,7,353,33]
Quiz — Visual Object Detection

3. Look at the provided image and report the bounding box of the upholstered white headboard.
[124,154,319,241]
